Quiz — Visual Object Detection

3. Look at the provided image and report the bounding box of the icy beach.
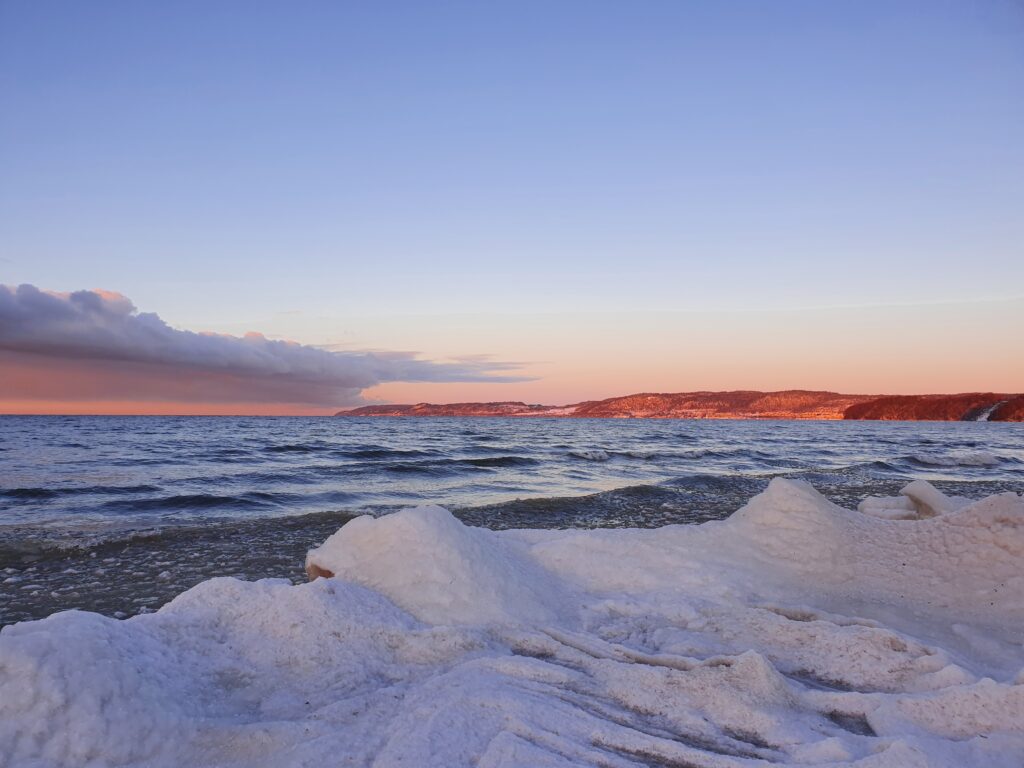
[4,417,1024,626]
[2,478,1022,767]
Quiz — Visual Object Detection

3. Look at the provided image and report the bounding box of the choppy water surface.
[2,416,1022,624]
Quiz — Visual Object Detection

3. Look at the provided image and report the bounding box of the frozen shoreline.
[2,478,1022,767]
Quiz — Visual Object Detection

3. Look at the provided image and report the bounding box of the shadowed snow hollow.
[2,478,1023,768]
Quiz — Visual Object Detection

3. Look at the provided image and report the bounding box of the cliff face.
[842,394,1017,421]
[991,396,1024,422]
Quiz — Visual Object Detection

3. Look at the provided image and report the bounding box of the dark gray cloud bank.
[0,284,527,406]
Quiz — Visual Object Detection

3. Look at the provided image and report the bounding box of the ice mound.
[2,479,1023,767]
[305,504,573,625]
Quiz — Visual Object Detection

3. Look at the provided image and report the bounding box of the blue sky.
[1,1,1022,407]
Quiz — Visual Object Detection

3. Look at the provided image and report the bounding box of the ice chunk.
[899,479,964,516]
[857,480,969,519]
[858,480,975,519]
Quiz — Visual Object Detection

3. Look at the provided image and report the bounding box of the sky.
[1,1,1022,413]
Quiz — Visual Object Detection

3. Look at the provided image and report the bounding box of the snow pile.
[3,479,1024,767]
[305,504,573,625]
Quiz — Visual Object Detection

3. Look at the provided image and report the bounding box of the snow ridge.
[2,478,1023,767]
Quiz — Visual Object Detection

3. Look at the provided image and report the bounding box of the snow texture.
[2,479,1023,767]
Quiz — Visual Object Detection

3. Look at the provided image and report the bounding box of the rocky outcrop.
[842,393,1018,421]
[991,396,1024,422]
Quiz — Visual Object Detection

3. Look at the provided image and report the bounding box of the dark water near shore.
[2,416,1022,625]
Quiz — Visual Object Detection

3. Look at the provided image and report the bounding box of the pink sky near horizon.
[323,297,1024,409]
[2,296,1021,415]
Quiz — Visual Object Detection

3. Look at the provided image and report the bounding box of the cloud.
[0,284,529,407]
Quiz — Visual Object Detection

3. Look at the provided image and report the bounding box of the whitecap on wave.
[568,448,611,461]
[910,450,1001,467]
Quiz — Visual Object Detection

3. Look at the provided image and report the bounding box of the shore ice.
[1,478,1022,767]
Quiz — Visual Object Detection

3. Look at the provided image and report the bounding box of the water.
[1,416,1022,624]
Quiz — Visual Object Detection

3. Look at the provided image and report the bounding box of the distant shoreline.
[3,390,1022,420]
[337,390,1024,422]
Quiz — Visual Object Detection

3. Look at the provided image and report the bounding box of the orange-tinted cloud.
[0,284,528,413]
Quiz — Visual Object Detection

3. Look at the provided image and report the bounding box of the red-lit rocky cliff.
[337,390,1024,421]
[569,391,872,419]
[842,394,1020,421]
[990,396,1024,421]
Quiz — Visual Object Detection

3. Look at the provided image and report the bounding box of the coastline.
[3,417,1022,627]
[336,390,1024,421]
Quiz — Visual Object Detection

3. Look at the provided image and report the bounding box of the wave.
[620,449,658,459]
[264,444,325,454]
[457,456,540,468]
[568,449,610,461]
[799,459,903,476]
[907,450,1003,468]
[101,493,282,513]
[107,456,191,467]
[0,485,163,500]
[569,447,679,462]
[340,448,434,459]
[383,461,455,476]
[375,455,542,475]
[198,448,253,462]
[563,446,811,466]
